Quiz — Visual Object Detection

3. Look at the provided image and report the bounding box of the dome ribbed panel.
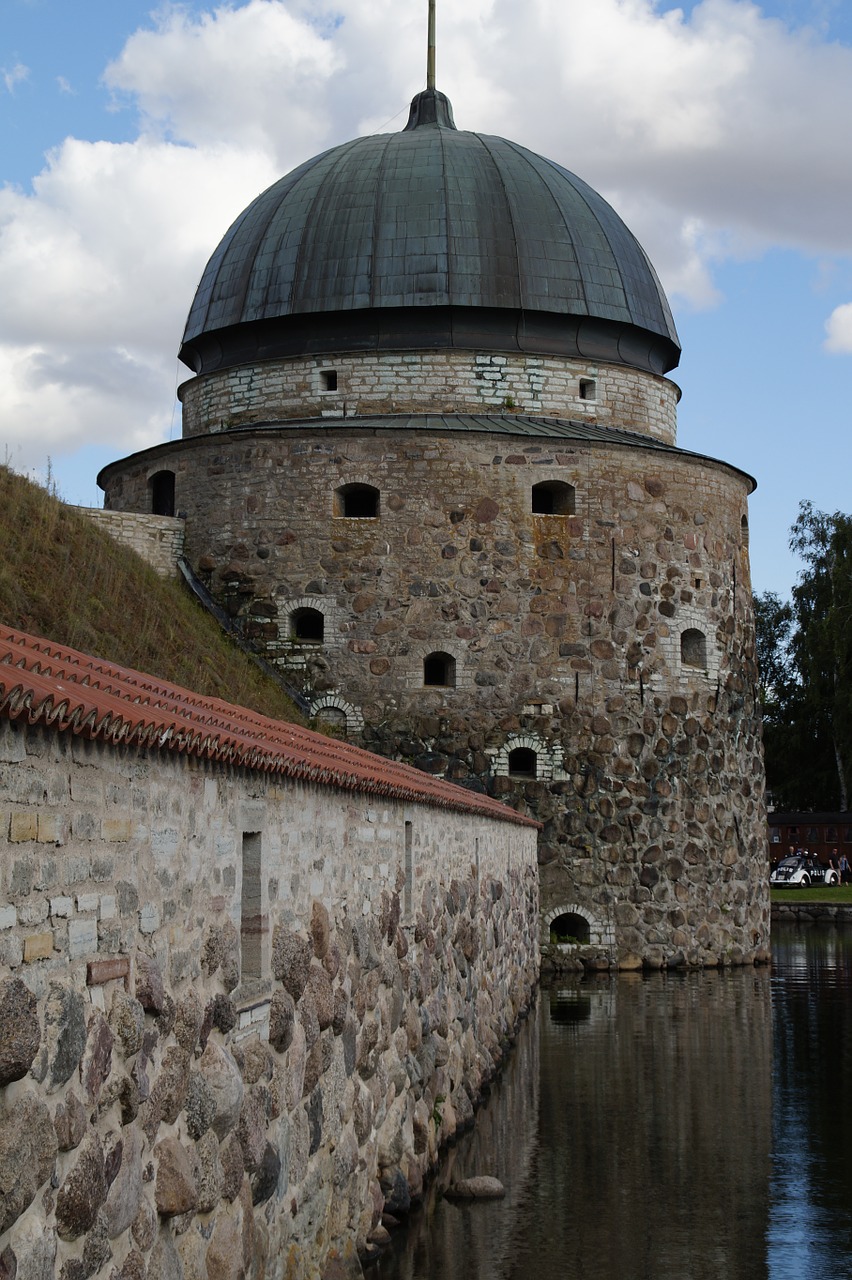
[181,120,681,365]
[441,134,521,308]
[288,135,395,313]
[368,130,451,307]
[477,136,591,315]
[537,153,677,338]
[183,149,336,341]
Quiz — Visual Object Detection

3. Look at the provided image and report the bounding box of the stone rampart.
[179,350,680,444]
[75,508,185,578]
[0,714,538,1278]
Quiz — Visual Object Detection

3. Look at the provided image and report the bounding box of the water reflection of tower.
[522,971,772,1280]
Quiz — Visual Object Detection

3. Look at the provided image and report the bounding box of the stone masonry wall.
[0,717,538,1278]
[100,422,768,970]
[179,351,680,444]
[76,509,185,579]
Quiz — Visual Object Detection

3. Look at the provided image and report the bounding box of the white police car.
[770,855,839,888]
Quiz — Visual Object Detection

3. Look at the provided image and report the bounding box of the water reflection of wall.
[374,1006,541,1280]
[377,970,772,1280]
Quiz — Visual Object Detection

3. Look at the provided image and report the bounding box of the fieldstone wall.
[0,717,538,1278]
[179,350,679,444]
[76,509,185,578]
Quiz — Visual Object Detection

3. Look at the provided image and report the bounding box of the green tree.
[788,502,852,810]
[757,502,852,811]
[754,590,793,712]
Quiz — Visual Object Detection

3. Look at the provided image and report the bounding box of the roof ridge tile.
[0,625,538,830]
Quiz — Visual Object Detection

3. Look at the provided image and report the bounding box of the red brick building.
[768,812,852,866]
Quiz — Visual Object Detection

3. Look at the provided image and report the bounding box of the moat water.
[374,923,852,1280]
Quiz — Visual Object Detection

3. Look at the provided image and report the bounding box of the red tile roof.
[0,626,538,829]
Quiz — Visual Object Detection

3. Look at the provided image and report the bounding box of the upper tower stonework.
[99,79,769,970]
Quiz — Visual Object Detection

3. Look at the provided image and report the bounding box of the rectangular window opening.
[320,369,338,392]
[404,821,413,920]
[241,831,263,981]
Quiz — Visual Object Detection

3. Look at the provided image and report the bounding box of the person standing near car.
[829,850,839,883]
[840,851,851,884]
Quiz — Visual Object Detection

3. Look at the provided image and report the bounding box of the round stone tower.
[99,85,769,969]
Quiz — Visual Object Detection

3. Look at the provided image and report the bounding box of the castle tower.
[99,79,769,969]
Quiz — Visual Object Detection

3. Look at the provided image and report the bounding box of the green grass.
[771,885,852,904]
[0,465,304,725]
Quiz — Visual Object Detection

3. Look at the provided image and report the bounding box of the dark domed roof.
[180,89,680,377]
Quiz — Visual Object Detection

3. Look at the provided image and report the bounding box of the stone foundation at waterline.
[0,704,538,1278]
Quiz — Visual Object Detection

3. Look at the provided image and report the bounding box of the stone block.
[102,816,132,842]
[99,894,117,920]
[139,904,160,935]
[50,896,74,918]
[56,1130,107,1241]
[87,956,130,987]
[68,919,97,960]
[0,727,25,764]
[0,935,22,968]
[23,932,53,963]
[0,977,40,1085]
[154,1137,197,1217]
[0,906,16,930]
[18,898,48,926]
[0,1092,57,1235]
[9,812,37,843]
[76,893,99,914]
[71,812,98,841]
[135,953,164,1013]
[37,812,65,843]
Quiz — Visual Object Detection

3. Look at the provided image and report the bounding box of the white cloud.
[5,0,852,484]
[101,1,852,280]
[103,0,345,169]
[0,135,277,465]
[824,302,852,352]
[2,62,29,94]
[462,0,852,261]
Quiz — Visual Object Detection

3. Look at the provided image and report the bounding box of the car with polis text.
[770,855,839,888]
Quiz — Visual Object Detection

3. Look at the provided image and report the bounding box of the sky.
[2,0,852,603]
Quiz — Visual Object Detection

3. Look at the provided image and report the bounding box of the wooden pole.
[427,0,436,90]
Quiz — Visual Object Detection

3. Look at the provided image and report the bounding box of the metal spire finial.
[427,0,436,90]
[403,0,455,131]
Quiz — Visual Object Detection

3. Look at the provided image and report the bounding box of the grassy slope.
[0,466,304,724]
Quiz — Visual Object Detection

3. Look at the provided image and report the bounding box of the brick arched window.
[681,628,707,670]
[291,607,324,642]
[423,652,456,687]
[508,747,537,778]
[550,911,591,944]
